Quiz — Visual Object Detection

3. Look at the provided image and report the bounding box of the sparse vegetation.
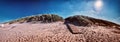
[65,15,120,28]
[5,14,63,24]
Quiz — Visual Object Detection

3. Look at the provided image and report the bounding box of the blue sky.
[0,0,120,24]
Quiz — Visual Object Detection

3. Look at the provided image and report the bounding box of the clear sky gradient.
[0,0,120,24]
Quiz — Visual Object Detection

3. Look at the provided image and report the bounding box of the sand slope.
[0,22,120,42]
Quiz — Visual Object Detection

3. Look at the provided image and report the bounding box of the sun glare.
[94,0,103,11]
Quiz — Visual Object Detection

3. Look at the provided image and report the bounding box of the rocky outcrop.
[6,14,63,24]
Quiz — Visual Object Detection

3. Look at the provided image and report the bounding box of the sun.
[94,0,103,11]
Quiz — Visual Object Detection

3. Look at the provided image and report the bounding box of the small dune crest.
[4,14,120,28]
[5,14,64,24]
[65,15,120,28]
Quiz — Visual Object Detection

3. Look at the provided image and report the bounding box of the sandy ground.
[0,22,120,42]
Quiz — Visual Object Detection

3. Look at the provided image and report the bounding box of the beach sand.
[0,22,120,42]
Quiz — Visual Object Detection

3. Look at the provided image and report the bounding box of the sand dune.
[0,22,120,42]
